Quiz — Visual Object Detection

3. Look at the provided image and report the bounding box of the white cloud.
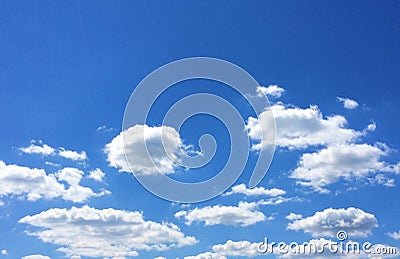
[337,97,359,109]
[88,168,105,182]
[175,201,268,226]
[290,143,399,193]
[0,161,108,203]
[246,103,362,150]
[185,240,262,259]
[105,125,189,175]
[21,255,51,259]
[256,85,285,98]
[286,213,303,221]
[388,231,400,240]
[58,148,87,161]
[224,184,286,197]
[1,249,7,255]
[287,207,378,238]
[19,206,197,258]
[19,140,55,156]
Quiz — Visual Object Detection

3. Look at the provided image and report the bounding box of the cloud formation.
[337,97,359,109]
[19,206,197,258]
[246,103,362,150]
[175,201,268,226]
[224,184,286,197]
[256,85,285,98]
[105,125,189,175]
[287,207,378,238]
[0,161,108,203]
[19,140,55,156]
[290,143,399,193]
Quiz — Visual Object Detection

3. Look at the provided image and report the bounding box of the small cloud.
[45,161,61,167]
[19,140,55,156]
[1,249,8,255]
[224,184,286,197]
[58,148,87,161]
[388,231,400,240]
[97,125,114,132]
[337,97,359,109]
[256,85,285,98]
[88,168,105,182]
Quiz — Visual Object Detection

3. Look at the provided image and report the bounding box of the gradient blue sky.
[1,1,400,258]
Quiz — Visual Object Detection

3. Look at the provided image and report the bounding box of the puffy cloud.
[337,97,359,109]
[19,206,197,258]
[0,161,108,203]
[104,125,189,175]
[174,201,268,226]
[21,255,51,259]
[290,143,399,193]
[19,140,55,156]
[256,85,285,98]
[388,231,400,240]
[287,207,378,238]
[246,103,362,150]
[185,240,262,259]
[1,249,7,255]
[58,148,87,161]
[224,184,286,197]
[88,168,105,182]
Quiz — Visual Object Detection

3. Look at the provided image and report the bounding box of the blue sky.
[1,1,400,258]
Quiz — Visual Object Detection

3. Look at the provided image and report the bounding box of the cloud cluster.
[246,103,362,150]
[246,87,399,193]
[290,143,399,193]
[19,206,197,258]
[104,125,189,175]
[287,207,378,238]
[19,140,87,161]
[0,161,109,203]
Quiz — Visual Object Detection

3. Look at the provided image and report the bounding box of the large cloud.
[0,161,108,203]
[290,143,400,193]
[19,206,197,258]
[246,103,363,150]
[104,125,189,175]
[287,207,378,238]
